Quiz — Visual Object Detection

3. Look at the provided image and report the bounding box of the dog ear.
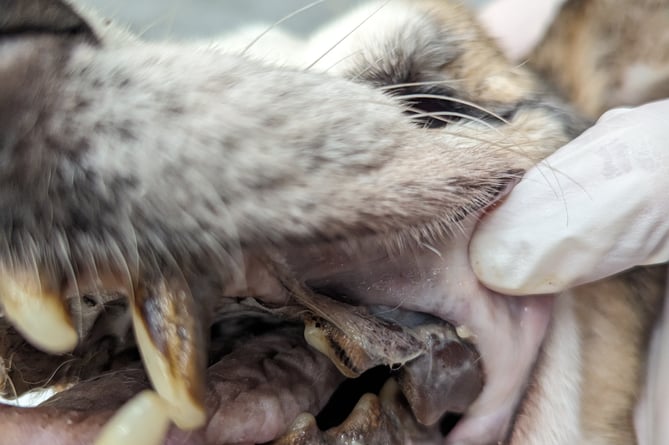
[0,0,97,42]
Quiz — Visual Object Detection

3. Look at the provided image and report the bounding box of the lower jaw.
[0,315,471,444]
[0,305,551,445]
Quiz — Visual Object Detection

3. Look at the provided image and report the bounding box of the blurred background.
[79,0,488,40]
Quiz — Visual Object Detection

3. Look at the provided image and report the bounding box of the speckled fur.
[0,1,667,444]
[0,0,579,292]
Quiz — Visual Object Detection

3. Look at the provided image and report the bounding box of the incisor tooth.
[94,390,170,445]
[132,279,207,430]
[0,273,77,353]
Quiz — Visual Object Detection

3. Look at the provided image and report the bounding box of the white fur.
[509,294,583,444]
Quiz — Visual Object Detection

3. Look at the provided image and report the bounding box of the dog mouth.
[0,223,552,445]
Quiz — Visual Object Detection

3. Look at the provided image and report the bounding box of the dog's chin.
[0,223,553,445]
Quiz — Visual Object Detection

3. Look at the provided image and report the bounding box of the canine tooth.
[94,390,170,445]
[0,274,77,353]
[132,279,207,430]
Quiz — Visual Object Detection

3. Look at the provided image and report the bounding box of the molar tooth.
[132,278,207,430]
[94,390,170,445]
[0,272,77,353]
[326,393,387,443]
[271,413,323,445]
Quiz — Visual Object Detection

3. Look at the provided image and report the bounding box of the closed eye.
[387,85,516,129]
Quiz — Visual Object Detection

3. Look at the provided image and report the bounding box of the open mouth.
[0,215,553,445]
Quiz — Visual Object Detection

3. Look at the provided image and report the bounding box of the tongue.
[203,326,344,443]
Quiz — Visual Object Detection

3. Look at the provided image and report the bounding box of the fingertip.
[470,222,569,296]
[470,251,568,296]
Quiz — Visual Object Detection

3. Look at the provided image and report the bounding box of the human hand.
[469,99,669,295]
[478,0,567,60]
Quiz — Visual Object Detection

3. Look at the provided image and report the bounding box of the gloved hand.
[470,99,669,295]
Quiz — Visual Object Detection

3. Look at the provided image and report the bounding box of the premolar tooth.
[132,278,207,430]
[303,315,365,378]
[455,325,475,341]
[0,272,77,353]
[94,390,170,445]
[326,393,390,443]
[271,413,323,445]
[303,312,424,379]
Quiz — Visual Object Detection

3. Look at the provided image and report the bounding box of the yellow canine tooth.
[0,273,77,354]
[94,390,170,445]
[132,279,207,430]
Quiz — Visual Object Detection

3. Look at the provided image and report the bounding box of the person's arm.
[470,99,669,295]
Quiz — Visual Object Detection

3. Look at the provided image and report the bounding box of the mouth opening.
[0,231,552,445]
[0,289,484,445]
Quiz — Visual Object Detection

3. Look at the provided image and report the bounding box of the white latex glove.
[478,0,567,61]
[470,99,669,295]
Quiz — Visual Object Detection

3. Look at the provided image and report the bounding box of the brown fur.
[511,1,669,443]
[531,0,669,117]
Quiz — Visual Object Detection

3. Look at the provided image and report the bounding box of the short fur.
[0,0,667,444]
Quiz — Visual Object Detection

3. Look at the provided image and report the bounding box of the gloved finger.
[478,0,567,61]
[470,99,669,295]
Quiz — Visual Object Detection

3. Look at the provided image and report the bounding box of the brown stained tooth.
[328,393,394,442]
[276,265,426,372]
[272,382,441,445]
[302,308,426,379]
[396,323,484,425]
[303,314,371,378]
[271,395,399,445]
[324,388,434,445]
[283,273,424,377]
[0,270,77,354]
[131,277,208,430]
[271,413,326,445]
